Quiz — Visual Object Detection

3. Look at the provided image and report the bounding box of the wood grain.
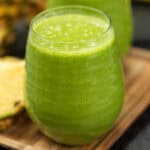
[0,47,150,150]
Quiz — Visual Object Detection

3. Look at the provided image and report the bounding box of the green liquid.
[47,0,133,56]
[26,13,124,145]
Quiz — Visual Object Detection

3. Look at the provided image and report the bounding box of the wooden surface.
[0,47,150,150]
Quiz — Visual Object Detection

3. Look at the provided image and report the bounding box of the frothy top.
[29,14,114,56]
[33,14,108,44]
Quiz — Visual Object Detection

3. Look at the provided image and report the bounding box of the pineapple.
[0,0,45,130]
[0,57,25,131]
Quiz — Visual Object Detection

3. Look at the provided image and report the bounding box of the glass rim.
[30,5,111,45]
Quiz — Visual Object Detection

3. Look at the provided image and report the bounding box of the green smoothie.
[47,0,133,57]
[25,6,124,145]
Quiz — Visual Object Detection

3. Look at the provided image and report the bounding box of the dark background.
[133,2,150,49]
[112,2,150,150]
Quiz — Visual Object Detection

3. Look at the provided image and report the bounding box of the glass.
[25,6,124,145]
[47,0,133,57]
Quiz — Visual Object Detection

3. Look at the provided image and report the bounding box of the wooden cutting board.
[0,47,150,150]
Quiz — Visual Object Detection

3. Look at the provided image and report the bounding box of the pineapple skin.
[0,0,46,57]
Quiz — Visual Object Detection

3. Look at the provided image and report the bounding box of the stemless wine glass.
[25,6,124,145]
[47,0,133,57]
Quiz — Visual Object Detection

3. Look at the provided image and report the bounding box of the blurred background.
[0,0,150,58]
[133,1,150,49]
[0,1,150,150]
